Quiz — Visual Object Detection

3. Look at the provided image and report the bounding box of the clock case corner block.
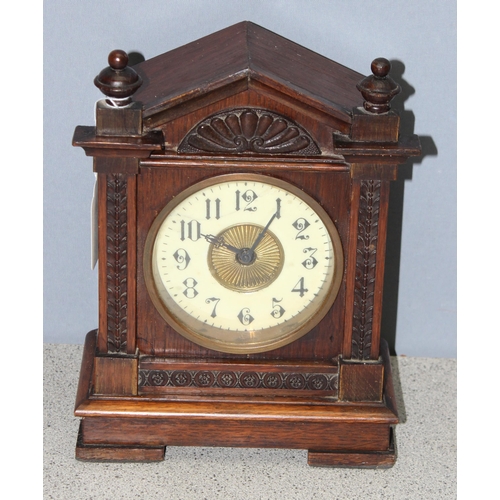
[72,22,421,467]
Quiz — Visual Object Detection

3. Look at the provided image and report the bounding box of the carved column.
[97,170,137,355]
[337,58,419,401]
[93,50,143,356]
[72,50,163,394]
[343,176,390,361]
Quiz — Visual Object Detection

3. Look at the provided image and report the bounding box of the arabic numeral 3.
[301,247,318,269]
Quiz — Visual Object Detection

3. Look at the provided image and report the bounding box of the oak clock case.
[72,22,421,468]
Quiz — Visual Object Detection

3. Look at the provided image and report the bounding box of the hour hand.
[202,233,241,254]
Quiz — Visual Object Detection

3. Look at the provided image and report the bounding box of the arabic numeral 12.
[235,189,258,212]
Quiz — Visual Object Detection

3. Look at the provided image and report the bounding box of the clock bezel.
[143,172,344,354]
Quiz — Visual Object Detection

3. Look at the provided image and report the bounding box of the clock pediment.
[132,22,364,136]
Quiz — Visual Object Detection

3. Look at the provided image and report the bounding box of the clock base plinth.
[75,331,398,468]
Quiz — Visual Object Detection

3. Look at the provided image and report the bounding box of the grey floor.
[44,344,456,499]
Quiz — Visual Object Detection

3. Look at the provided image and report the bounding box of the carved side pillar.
[336,58,421,401]
[72,50,163,394]
[344,176,390,361]
[96,168,137,355]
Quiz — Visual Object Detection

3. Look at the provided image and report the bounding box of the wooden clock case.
[72,22,420,467]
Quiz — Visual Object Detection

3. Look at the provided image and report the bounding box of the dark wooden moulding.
[72,22,420,467]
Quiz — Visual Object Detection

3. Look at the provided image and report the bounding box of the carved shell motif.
[178,108,320,155]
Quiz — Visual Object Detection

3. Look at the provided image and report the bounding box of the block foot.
[76,422,166,462]
[307,428,396,468]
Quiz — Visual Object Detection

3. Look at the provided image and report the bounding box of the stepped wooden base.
[75,332,398,468]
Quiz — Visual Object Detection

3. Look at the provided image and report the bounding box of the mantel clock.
[72,22,421,467]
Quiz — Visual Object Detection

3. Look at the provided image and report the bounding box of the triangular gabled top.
[132,22,364,127]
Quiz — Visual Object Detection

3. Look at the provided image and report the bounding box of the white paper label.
[91,173,98,269]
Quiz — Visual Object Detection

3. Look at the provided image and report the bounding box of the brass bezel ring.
[143,172,344,354]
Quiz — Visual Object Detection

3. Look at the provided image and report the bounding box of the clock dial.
[144,173,343,353]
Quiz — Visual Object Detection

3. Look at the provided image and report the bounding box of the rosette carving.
[178,108,320,155]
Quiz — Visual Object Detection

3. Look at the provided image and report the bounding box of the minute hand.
[250,212,278,254]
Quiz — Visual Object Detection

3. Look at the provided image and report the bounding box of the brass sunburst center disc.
[208,224,284,292]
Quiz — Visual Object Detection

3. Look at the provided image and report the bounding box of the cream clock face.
[144,173,343,353]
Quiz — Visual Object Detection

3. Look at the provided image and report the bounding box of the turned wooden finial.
[94,50,142,107]
[356,58,400,114]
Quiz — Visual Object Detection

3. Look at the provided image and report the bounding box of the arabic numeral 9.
[173,248,190,270]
